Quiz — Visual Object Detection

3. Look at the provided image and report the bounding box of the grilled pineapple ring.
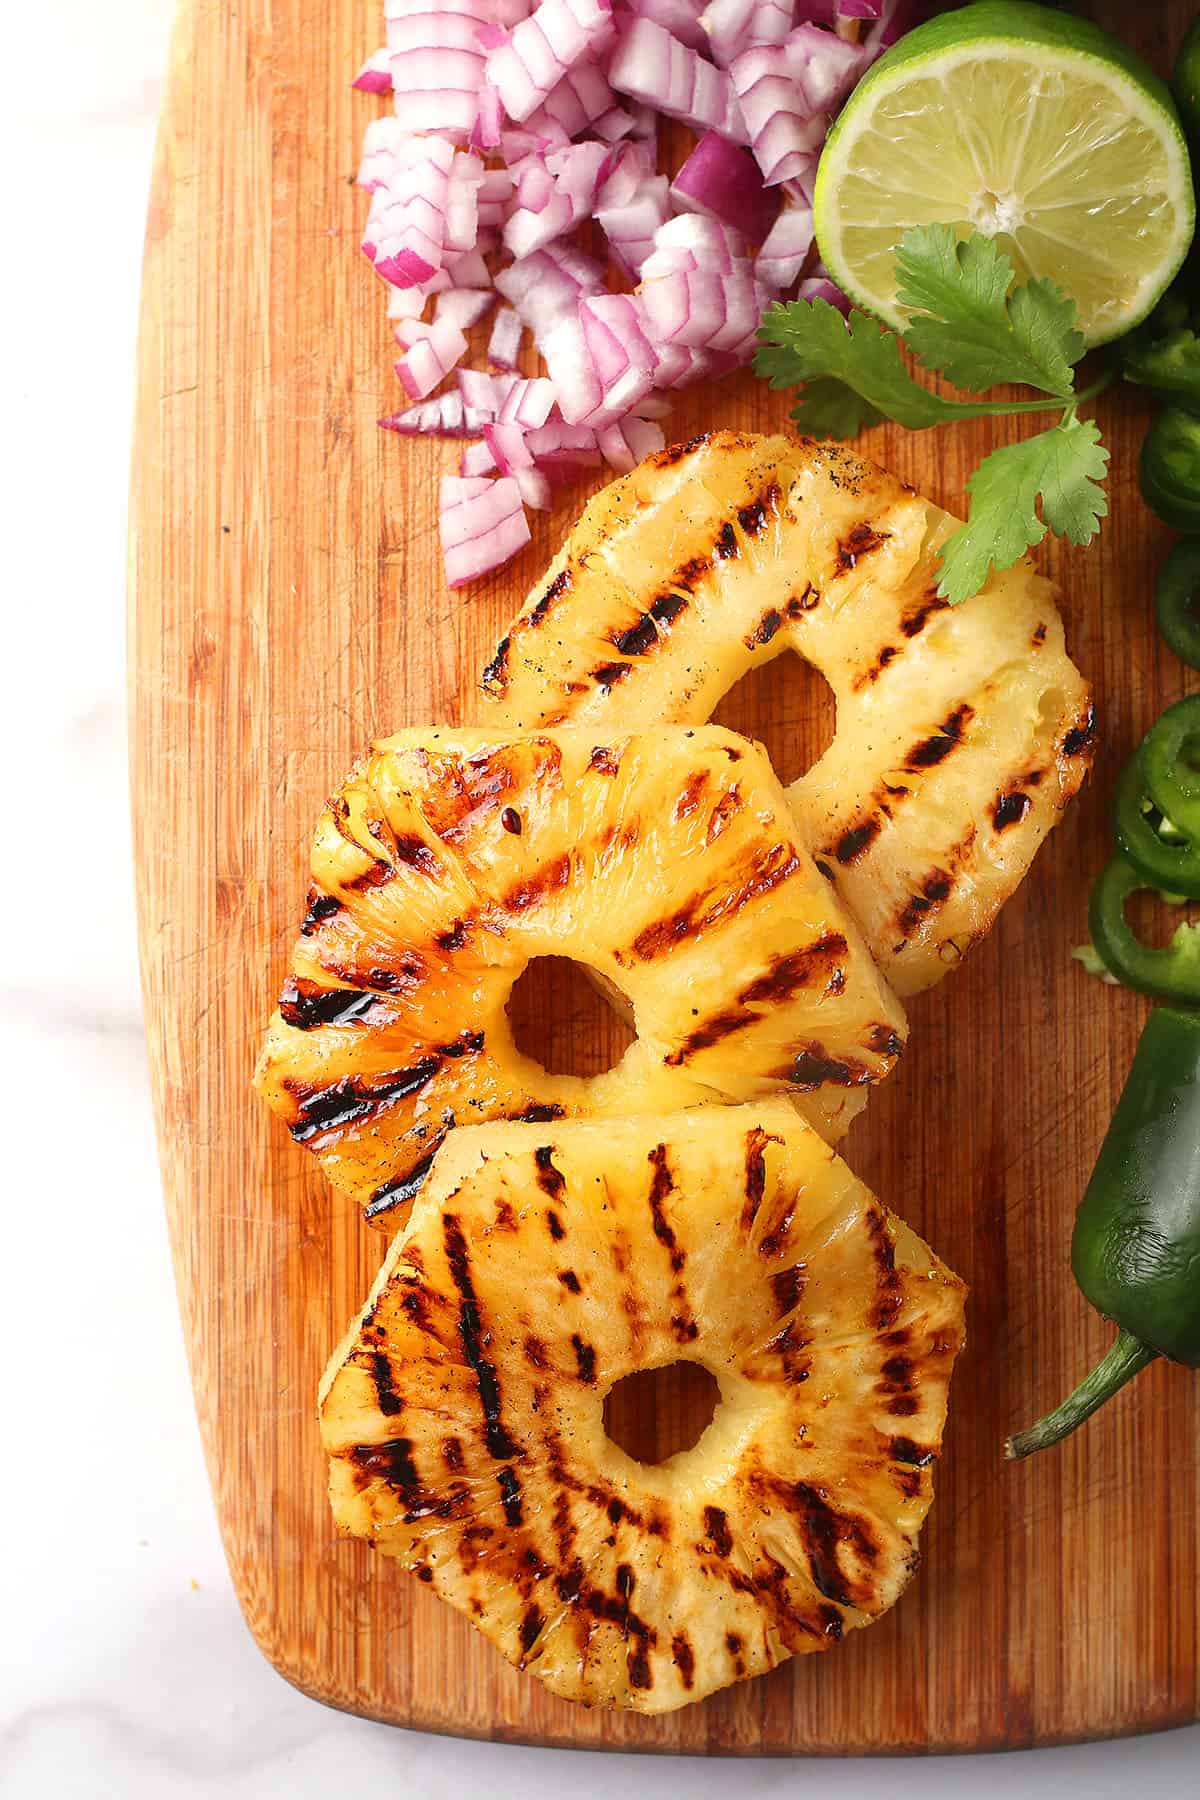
[480,431,1094,996]
[321,1103,967,1713]
[255,727,906,1220]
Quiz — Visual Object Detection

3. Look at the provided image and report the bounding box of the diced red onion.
[525,63,618,139]
[353,48,393,93]
[596,416,667,470]
[488,305,525,368]
[460,439,500,476]
[757,201,816,290]
[439,475,531,586]
[362,134,457,285]
[494,376,556,427]
[789,23,867,113]
[495,243,605,336]
[797,274,851,313]
[670,130,779,242]
[381,391,477,436]
[395,315,469,398]
[731,45,828,186]
[459,368,520,415]
[486,0,615,124]
[504,141,610,256]
[609,17,746,140]
[626,0,708,52]
[700,0,791,67]
[524,420,601,464]
[357,116,405,190]
[357,0,917,585]
[435,287,496,331]
[597,174,671,276]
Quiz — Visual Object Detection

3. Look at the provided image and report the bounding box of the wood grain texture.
[130,0,1200,1751]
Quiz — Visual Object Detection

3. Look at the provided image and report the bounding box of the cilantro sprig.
[754,225,1111,605]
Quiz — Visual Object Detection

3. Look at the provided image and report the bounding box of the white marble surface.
[2,2,1197,1793]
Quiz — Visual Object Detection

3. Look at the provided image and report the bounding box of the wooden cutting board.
[130,0,1200,1752]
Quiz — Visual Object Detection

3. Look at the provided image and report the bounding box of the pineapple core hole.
[603,1361,721,1466]
[711,649,835,787]
[507,956,635,1079]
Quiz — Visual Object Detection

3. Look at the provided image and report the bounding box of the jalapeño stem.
[1005,1331,1158,1460]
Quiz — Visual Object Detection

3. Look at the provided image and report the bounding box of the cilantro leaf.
[936,419,1109,604]
[755,299,961,433]
[791,378,886,439]
[896,224,1081,398]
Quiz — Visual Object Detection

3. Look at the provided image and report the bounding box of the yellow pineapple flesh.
[254,727,906,1221]
[320,1102,967,1713]
[479,431,1094,996]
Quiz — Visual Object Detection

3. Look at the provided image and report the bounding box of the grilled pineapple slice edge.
[321,1102,967,1714]
[255,726,907,1222]
[478,430,1094,996]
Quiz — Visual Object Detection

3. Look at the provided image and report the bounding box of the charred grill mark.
[815,857,835,882]
[715,520,739,560]
[504,852,572,911]
[628,843,801,962]
[351,1436,420,1498]
[888,1394,920,1416]
[545,1210,565,1241]
[571,1335,597,1384]
[665,938,849,1063]
[443,1436,464,1471]
[867,1024,903,1058]
[277,977,396,1031]
[300,889,342,935]
[590,660,633,692]
[900,588,949,639]
[481,634,511,692]
[558,1269,581,1294]
[792,1482,878,1608]
[1032,622,1047,646]
[498,1466,524,1526]
[534,1145,566,1201]
[287,1056,444,1141]
[836,523,887,572]
[706,784,743,845]
[524,1335,548,1369]
[343,858,395,894]
[746,607,784,649]
[365,1142,443,1220]
[673,768,709,821]
[1062,703,1096,757]
[529,567,572,627]
[788,583,819,614]
[852,644,899,690]
[993,791,1032,831]
[742,1127,768,1231]
[890,1436,935,1466]
[589,745,620,776]
[789,1047,870,1090]
[500,806,522,835]
[738,484,779,538]
[905,703,974,771]
[613,613,658,657]
[865,1207,902,1331]
[514,1102,564,1124]
[442,1213,521,1462]
[704,1505,733,1558]
[654,432,710,466]
[771,1264,805,1317]
[436,918,469,951]
[519,1604,544,1658]
[833,819,881,865]
[371,1351,402,1417]
[647,1145,683,1272]
[671,1635,695,1688]
[896,871,954,939]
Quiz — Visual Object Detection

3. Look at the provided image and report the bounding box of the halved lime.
[814,1,1195,347]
